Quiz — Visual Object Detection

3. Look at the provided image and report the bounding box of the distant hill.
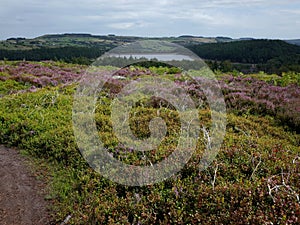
[0,33,218,51]
[0,33,222,61]
[285,39,300,46]
[0,34,300,73]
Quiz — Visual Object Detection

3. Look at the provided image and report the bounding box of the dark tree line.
[0,46,107,64]
[258,54,300,74]
[187,39,300,64]
[187,40,300,74]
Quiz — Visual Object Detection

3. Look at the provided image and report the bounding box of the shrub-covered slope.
[0,61,299,224]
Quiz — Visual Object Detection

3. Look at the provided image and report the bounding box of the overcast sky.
[0,0,299,40]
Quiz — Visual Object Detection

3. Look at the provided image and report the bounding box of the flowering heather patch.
[1,61,299,129]
[219,75,300,129]
[172,73,300,130]
[0,61,85,91]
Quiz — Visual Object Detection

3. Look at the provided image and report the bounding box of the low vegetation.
[0,61,299,224]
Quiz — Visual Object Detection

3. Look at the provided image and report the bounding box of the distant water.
[109,54,194,61]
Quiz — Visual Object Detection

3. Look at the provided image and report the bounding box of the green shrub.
[0,61,299,224]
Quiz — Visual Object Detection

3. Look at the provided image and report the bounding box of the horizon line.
[1,32,300,41]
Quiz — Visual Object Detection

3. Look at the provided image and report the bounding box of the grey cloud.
[0,0,299,39]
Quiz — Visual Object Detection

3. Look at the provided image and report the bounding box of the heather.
[0,61,299,224]
[172,72,300,130]
[220,75,300,129]
[0,61,85,93]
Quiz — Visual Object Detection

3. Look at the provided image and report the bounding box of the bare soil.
[0,145,52,225]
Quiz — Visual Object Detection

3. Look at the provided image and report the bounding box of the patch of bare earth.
[0,145,52,225]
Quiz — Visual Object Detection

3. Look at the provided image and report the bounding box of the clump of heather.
[113,66,154,78]
[220,75,300,130]
[0,61,85,90]
[172,73,300,130]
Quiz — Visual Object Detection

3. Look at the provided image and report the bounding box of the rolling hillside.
[1,34,300,74]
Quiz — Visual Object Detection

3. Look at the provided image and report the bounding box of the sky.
[0,0,300,40]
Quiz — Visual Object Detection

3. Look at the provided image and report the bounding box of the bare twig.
[292,156,300,164]
[142,152,153,167]
[60,214,72,225]
[211,164,219,191]
[250,154,262,180]
[267,172,300,204]
[202,127,211,150]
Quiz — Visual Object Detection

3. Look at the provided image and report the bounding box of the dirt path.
[0,145,52,225]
